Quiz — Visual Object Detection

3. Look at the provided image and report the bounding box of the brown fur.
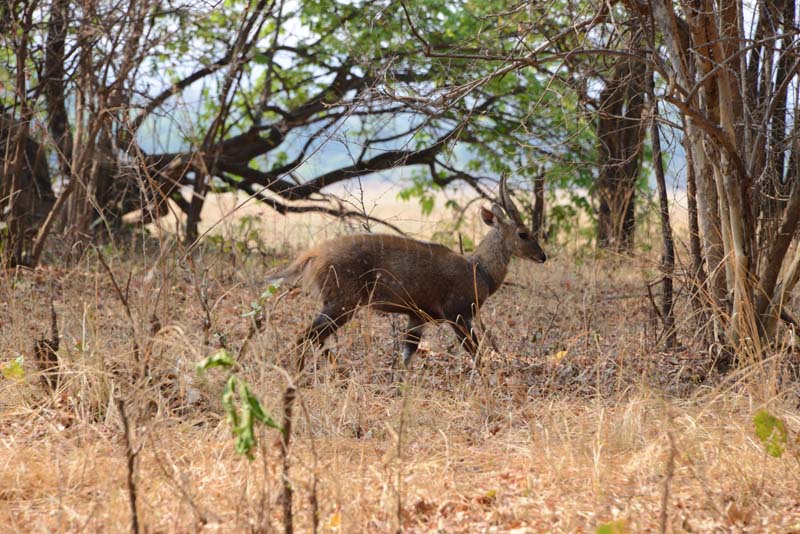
[270,180,545,372]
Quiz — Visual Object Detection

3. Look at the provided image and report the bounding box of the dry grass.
[3,209,800,533]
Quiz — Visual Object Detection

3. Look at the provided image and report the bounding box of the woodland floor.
[2,233,800,533]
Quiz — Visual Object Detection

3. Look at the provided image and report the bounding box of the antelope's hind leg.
[400,315,427,370]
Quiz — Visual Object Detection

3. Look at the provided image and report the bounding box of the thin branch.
[218,174,407,235]
[117,398,141,534]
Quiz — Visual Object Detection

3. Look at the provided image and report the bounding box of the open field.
[2,201,800,533]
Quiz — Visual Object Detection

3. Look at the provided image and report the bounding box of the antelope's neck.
[470,228,512,297]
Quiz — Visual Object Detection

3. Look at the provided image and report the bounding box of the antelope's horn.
[499,174,524,225]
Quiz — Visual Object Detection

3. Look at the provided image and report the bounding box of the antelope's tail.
[265,252,316,288]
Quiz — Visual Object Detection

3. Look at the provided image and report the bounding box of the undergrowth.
[2,232,800,532]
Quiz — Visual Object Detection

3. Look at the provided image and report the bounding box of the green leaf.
[261,282,281,299]
[196,349,236,374]
[222,376,282,460]
[754,410,787,458]
[243,382,281,430]
[241,301,263,318]
[252,52,271,65]
[1,356,24,380]
[243,283,281,317]
[222,376,239,424]
[420,195,435,216]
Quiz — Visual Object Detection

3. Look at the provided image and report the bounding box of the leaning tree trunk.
[681,123,711,343]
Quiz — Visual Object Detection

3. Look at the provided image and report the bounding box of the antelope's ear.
[490,203,509,224]
[480,206,495,226]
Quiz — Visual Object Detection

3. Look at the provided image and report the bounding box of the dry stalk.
[238,310,264,360]
[394,385,411,533]
[96,247,143,370]
[256,424,275,533]
[151,445,212,527]
[300,396,320,534]
[116,398,141,534]
[659,421,677,534]
[538,285,563,357]
[646,278,680,350]
[33,297,60,392]
[676,442,724,520]
[185,254,214,348]
[281,385,297,534]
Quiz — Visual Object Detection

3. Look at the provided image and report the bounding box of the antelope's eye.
[518,231,530,239]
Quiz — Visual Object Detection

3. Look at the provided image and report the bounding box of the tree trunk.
[0,3,52,266]
[682,125,711,342]
[648,73,676,349]
[595,56,647,252]
[530,171,545,241]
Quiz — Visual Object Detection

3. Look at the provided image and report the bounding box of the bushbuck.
[268,176,546,372]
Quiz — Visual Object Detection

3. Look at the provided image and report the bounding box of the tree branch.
[217,174,407,235]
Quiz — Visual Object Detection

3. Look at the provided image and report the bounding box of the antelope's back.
[310,234,473,313]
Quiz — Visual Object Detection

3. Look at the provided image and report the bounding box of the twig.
[117,398,140,534]
[280,385,297,534]
[185,255,214,347]
[660,426,677,534]
[394,385,411,533]
[28,177,77,268]
[33,296,61,392]
[96,247,142,365]
[238,310,264,360]
[222,176,408,236]
[538,285,563,357]
[646,278,665,322]
[299,397,320,534]
[151,446,212,527]
[648,65,676,349]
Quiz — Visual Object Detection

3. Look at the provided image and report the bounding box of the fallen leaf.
[326,511,341,529]
[1,356,24,380]
[548,350,568,364]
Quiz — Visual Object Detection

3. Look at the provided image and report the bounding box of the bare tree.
[622,0,800,360]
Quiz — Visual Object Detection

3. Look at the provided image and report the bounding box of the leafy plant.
[242,283,281,318]
[197,348,282,459]
[222,375,282,459]
[196,348,236,372]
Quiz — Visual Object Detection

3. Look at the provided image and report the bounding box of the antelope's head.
[480,175,547,263]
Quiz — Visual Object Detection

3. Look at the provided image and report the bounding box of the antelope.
[268,176,546,372]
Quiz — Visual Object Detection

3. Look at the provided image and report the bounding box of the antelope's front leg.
[294,304,354,374]
[400,315,427,370]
